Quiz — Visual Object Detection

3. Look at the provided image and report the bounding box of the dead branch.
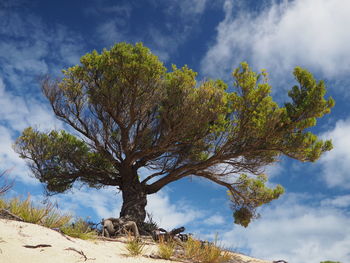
[0,170,13,195]
[0,209,24,221]
[65,247,95,262]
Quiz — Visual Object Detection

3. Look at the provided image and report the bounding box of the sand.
[0,219,271,263]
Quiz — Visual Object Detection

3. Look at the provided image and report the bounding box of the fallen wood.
[65,247,95,262]
[23,244,52,249]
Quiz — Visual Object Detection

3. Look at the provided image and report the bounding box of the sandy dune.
[0,219,271,263]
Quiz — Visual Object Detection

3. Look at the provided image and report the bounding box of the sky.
[0,0,350,262]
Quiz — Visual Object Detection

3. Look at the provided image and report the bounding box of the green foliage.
[14,127,115,193]
[125,236,146,256]
[60,218,97,240]
[230,174,284,227]
[14,42,334,226]
[320,261,342,263]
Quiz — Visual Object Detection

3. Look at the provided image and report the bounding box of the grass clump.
[158,241,175,260]
[8,196,50,224]
[182,236,232,263]
[0,198,6,209]
[125,234,146,256]
[0,194,100,240]
[60,218,97,240]
[0,194,72,227]
[42,210,72,228]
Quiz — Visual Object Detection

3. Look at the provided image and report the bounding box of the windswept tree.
[14,43,334,227]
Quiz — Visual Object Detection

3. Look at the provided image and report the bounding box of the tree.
[14,42,334,227]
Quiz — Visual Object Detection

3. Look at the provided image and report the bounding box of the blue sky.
[1,0,350,262]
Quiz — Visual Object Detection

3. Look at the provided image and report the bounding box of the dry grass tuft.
[182,236,232,263]
[0,194,72,228]
[125,233,146,256]
[157,240,175,260]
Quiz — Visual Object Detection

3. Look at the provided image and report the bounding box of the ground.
[0,219,271,263]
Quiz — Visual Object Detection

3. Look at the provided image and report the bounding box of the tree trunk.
[119,166,147,225]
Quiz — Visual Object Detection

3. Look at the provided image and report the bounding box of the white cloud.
[0,7,86,90]
[166,0,208,16]
[94,0,210,62]
[320,119,350,189]
[0,78,61,132]
[96,21,125,46]
[0,125,38,185]
[147,190,204,230]
[0,7,86,186]
[263,162,284,179]
[201,0,350,87]
[220,193,350,263]
[0,78,62,184]
[203,214,225,226]
[51,186,122,219]
[321,195,350,208]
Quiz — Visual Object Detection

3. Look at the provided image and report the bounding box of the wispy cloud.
[203,214,225,226]
[162,0,209,18]
[0,77,63,183]
[201,0,350,88]
[321,195,350,208]
[0,6,86,90]
[91,0,211,61]
[0,6,86,184]
[219,193,350,263]
[319,118,350,189]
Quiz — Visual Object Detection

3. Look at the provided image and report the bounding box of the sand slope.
[0,219,271,263]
